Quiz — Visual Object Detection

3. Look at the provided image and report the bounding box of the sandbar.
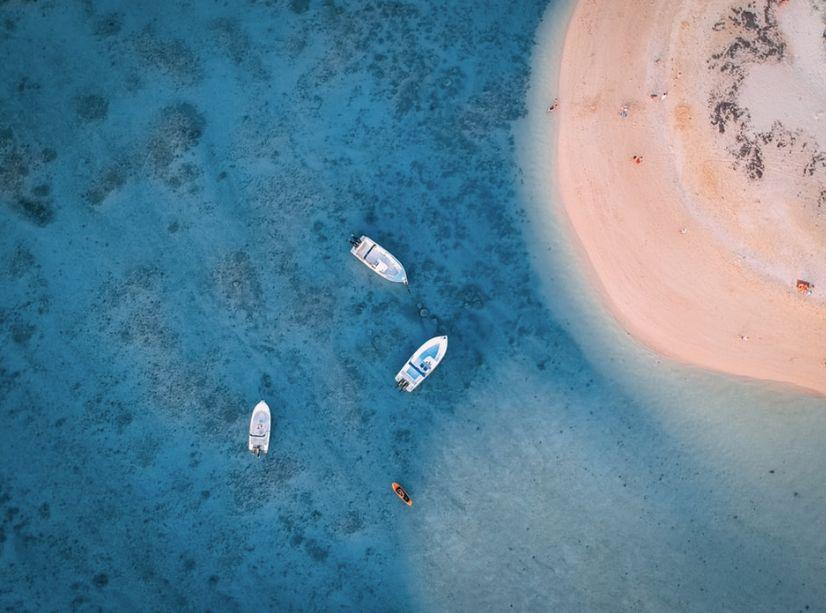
[556,0,826,395]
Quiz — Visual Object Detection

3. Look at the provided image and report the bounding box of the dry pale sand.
[556,0,826,395]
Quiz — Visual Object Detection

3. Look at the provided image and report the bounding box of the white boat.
[248,400,271,456]
[349,235,408,285]
[395,336,448,392]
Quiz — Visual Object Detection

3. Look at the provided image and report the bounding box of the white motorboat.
[248,400,271,456]
[349,235,408,284]
[395,336,448,392]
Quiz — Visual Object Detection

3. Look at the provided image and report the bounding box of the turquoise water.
[1,1,825,611]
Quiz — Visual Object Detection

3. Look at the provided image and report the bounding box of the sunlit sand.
[555,0,826,394]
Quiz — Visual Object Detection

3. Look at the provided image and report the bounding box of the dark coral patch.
[135,29,202,84]
[93,12,122,38]
[85,167,126,206]
[11,196,54,226]
[74,94,109,122]
[290,0,310,14]
[148,103,206,171]
[92,573,108,589]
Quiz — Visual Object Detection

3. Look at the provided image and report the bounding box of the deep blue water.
[2,1,826,611]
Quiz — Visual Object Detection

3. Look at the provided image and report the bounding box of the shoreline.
[551,0,826,396]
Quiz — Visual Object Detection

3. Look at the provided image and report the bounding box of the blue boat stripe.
[408,361,425,377]
[363,244,376,258]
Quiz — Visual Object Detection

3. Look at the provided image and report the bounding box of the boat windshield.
[417,343,441,363]
[366,250,395,270]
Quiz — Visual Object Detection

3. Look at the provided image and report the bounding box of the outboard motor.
[349,235,362,248]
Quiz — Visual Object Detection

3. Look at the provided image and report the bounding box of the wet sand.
[555,0,826,395]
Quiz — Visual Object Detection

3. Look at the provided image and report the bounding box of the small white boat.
[248,401,271,457]
[395,336,448,392]
[349,235,408,285]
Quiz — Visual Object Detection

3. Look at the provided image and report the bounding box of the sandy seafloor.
[1,0,825,611]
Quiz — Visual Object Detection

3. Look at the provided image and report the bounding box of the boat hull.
[395,336,448,392]
[392,482,413,506]
[350,235,408,284]
[248,400,271,455]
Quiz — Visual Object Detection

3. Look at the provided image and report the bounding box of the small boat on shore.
[392,482,413,506]
[349,235,408,285]
[395,335,448,392]
[248,400,271,457]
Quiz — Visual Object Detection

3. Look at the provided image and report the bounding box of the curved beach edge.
[549,0,826,396]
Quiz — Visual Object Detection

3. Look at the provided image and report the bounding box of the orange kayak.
[391,482,413,506]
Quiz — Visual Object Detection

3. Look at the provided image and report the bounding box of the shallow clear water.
[1,1,825,611]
